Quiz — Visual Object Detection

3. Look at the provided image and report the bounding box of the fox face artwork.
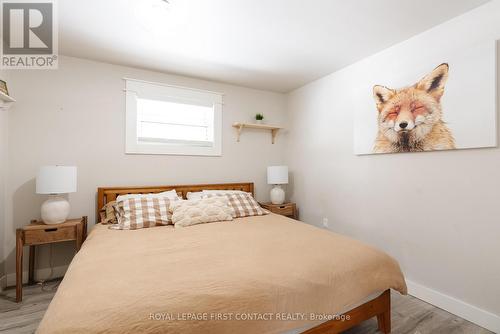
[373,63,456,153]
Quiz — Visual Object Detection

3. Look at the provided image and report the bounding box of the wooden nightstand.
[15,216,87,302]
[260,202,298,219]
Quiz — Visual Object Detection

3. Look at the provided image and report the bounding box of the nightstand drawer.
[24,226,76,245]
[259,202,297,219]
[270,205,294,216]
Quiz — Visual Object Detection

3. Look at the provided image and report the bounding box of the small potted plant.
[255,113,264,124]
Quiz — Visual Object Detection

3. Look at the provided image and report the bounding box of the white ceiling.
[59,0,490,92]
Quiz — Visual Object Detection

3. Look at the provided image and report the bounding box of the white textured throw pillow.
[171,197,234,228]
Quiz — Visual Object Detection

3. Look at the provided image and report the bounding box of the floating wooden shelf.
[0,91,15,110]
[232,122,283,144]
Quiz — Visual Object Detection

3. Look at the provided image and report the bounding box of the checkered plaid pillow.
[204,193,269,218]
[99,201,119,225]
[111,197,173,230]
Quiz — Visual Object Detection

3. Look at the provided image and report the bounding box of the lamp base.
[41,195,70,224]
[270,185,285,205]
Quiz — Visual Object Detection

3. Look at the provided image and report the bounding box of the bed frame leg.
[301,289,392,334]
[376,290,391,333]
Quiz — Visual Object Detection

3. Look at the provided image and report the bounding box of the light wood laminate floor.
[0,281,493,334]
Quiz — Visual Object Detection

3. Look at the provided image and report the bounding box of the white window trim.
[125,78,223,156]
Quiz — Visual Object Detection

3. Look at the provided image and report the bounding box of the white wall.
[286,0,500,331]
[0,70,10,285]
[0,71,11,290]
[4,56,286,281]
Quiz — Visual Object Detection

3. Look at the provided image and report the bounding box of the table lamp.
[267,166,288,205]
[36,166,77,224]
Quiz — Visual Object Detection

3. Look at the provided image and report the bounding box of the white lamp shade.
[36,166,77,194]
[267,166,288,185]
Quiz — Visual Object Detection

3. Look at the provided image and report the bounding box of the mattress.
[37,213,406,334]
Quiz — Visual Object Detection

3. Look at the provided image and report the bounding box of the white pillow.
[171,197,234,228]
[116,189,180,202]
[186,191,204,200]
[188,190,248,200]
[202,190,250,195]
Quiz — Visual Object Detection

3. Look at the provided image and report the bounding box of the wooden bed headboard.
[96,182,254,223]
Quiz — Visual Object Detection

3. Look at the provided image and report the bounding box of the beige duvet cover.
[37,214,406,334]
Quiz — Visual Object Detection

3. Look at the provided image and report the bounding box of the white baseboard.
[406,280,500,333]
[4,265,68,288]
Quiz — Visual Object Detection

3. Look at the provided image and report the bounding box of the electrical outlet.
[322,217,329,228]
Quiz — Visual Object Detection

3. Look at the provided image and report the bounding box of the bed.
[37,183,406,334]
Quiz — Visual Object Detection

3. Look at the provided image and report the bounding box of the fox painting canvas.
[353,41,497,155]
[373,63,455,153]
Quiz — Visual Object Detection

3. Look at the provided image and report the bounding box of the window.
[125,79,223,156]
